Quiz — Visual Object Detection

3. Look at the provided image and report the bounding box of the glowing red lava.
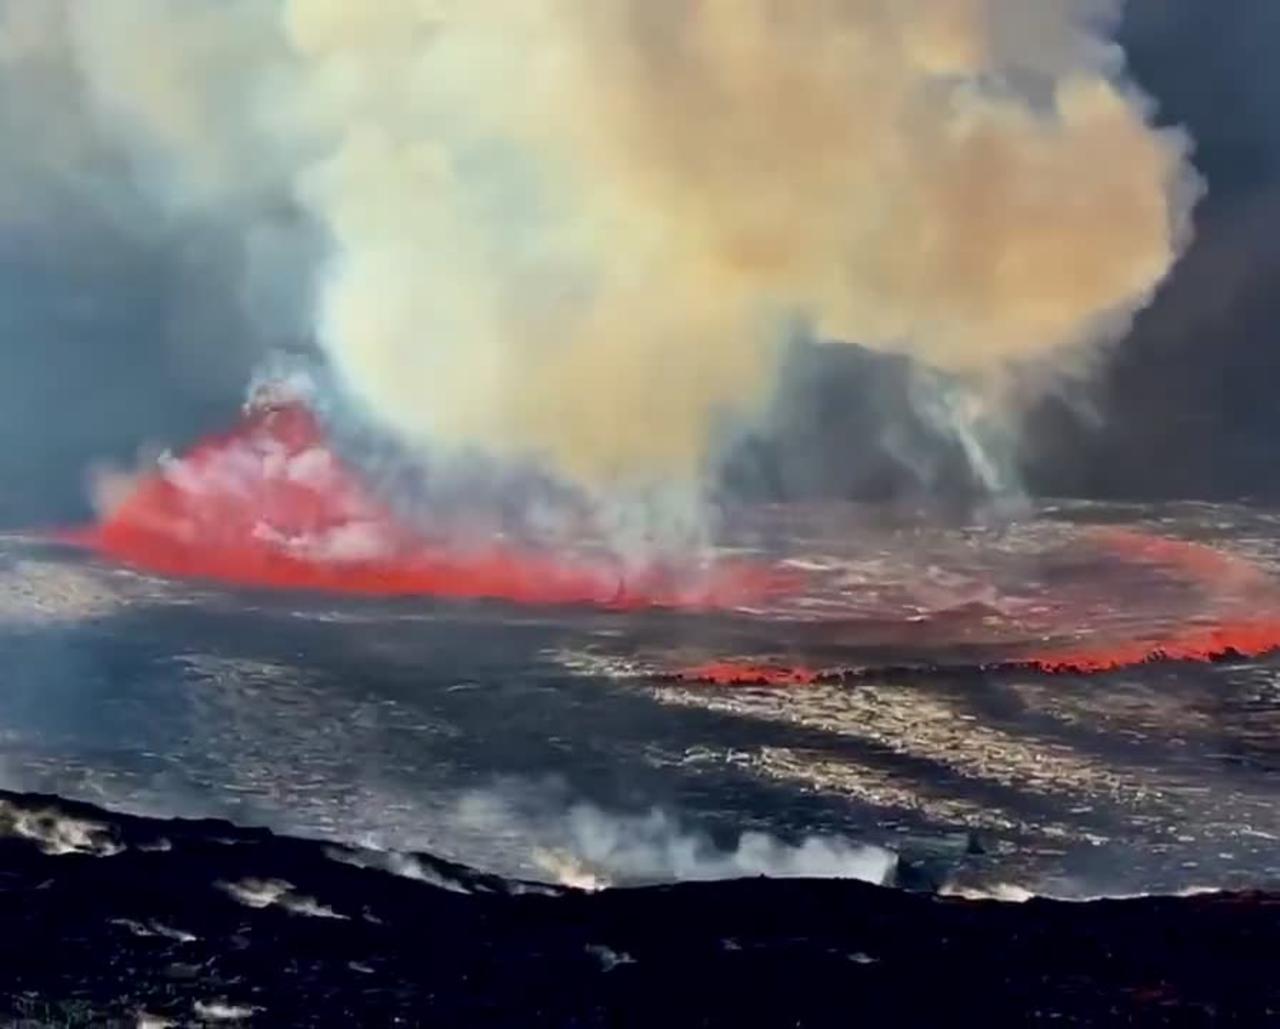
[671,523,1280,684]
[72,401,785,610]
[669,617,1280,685]
[65,396,1280,679]
[1087,526,1275,592]
[1022,529,1280,673]
[1024,619,1280,674]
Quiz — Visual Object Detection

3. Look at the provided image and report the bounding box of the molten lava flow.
[671,526,1280,684]
[1088,527,1275,592]
[672,614,1280,683]
[1020,528,1280,673]
[1025,620,1280,675]
[69,399,1280,677]
[74,401,788,610]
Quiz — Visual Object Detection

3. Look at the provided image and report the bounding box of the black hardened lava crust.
[0,790,1274,1027]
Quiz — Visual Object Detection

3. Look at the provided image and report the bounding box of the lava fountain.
[70,396,786,611]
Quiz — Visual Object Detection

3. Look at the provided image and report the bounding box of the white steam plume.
[531,804,895,891]
[453,788,893,890]
[0,1,1199,495]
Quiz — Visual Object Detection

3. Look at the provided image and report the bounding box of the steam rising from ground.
[454,788,893,890]
[531,805,894,891]
[0,1,1198,495]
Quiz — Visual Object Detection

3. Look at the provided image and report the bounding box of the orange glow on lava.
[73,401,786,610]
[1022,528,1280,673]
[66,397,1280,680]
[1024,619,1280,674]
[672,524,1280,683]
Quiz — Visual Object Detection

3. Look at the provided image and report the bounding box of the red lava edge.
[49,398,1280,683]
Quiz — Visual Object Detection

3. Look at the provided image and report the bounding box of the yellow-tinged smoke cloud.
[2,0,1199,489]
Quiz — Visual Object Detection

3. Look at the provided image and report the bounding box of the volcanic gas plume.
[1,0,1198,493]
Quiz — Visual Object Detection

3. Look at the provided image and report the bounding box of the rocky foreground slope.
[0,790,1273,1026]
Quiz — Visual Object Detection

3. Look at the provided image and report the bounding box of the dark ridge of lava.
[0,790,1275,1027]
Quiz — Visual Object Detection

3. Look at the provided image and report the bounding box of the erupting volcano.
[64,393,1280,681]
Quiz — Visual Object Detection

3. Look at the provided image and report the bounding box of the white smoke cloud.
[454,788,894,890]
[534,805,895,890]
[0,1,1201,500]
[0,797,123,856]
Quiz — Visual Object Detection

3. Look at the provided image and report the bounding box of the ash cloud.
[0,0,1199,514]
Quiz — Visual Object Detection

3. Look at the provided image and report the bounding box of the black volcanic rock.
[0,790,1273,1027]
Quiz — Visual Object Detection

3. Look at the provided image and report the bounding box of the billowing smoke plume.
[0,1,1198,494]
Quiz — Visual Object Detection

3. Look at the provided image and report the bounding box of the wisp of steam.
[0,0,1199,502]
[451,787,894,890]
